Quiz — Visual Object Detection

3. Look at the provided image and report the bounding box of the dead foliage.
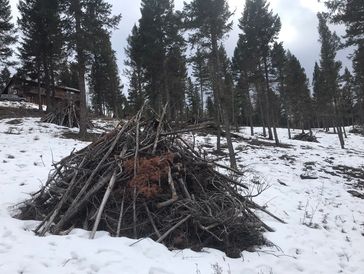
[17,107,284,258]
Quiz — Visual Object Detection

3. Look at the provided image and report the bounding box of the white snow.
[0,114,364,274]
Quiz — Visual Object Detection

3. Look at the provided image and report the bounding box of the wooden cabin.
[1,76,80,106]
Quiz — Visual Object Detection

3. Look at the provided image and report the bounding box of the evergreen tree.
[184,0,237,168]
[166,45,187,121]
[190,48,210,118]
[325,0,364,47]
[353,46,364,124]
[58,62,79,89]
[127,70,145,115]
[89,29,124,117]
[62,0,121,135]
[271,42,290,137]
[185,78,200,122]
[138,0,185,117]
[232,30,257,136]
[317,12,345,148]
[237,0,281,144]
[284,52,312,133]
[0,0,16,67]
[312,62,323,127]
[0,67,10,90]
[18,0,65,111]
[125,25,145,115]
[340,68,355,126]
[325,0,364,125]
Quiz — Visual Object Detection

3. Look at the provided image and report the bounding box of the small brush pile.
[18,107,283,258]
[293,132,318,142]
[41,103,92,129]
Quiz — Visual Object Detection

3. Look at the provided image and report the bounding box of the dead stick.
[90,170,117,239]
[157,167,178,208]
[152,103,168,154]
[144,202,161,238]
[247,201,286,224]
[116,187,126,237]
[133,106,144,238]
[178,178,192,200]
[157,215,191,243]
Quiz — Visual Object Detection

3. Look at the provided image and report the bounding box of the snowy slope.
[0,116,363,274]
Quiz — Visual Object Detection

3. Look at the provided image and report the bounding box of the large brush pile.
[18,108,283,257]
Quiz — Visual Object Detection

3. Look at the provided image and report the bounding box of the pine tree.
[0,67,10,90]
[185,78,200,122]
[317,13,345,148]
[127,71,145,115]
[237,0,281,144]
[18,0,65,111]
[89,30,123,117]
[325,0,364,126]
[325,0,364,47]
[232,30,257,136]
[166,45,187,121]
[0,0,16,67]
[137,0,185,118]
[190,48,210,118]
[284,52,312,133]
[184,0,237,168]
[125,25,145,116]
[62,0,121,135]
[353,46,364,124]
[58,62,79,89]
[312,62,323,127]
[340,68,355,127]
[271,42,290,138]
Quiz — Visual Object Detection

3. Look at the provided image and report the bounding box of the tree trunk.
[256,82,266,137]
[211,33,236,169]
[333,99,345,149]
[287,116,291,139]
[263,58,279,144]
[74,0,88,137]
[37,64,42,112]
[199,78,204,120]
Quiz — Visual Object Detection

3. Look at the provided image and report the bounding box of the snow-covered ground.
[0,114,363,274]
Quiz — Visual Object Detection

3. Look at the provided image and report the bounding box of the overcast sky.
[10,0,352,86]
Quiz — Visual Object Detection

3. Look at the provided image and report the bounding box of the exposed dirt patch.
[5,119,23,125]
[332,165,364,198]
[249,139,292,149]
[0,107,43,120]
[60,131,101,142]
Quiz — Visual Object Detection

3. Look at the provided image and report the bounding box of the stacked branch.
[293,132,318,143]
[41,103,92,129]
[18,108,283,258]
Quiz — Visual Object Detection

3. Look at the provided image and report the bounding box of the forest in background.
[0,0,363,161]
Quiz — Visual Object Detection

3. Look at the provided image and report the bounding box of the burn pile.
[41,103,92,129]
[18,108,282,257]
[293,132,318,142]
